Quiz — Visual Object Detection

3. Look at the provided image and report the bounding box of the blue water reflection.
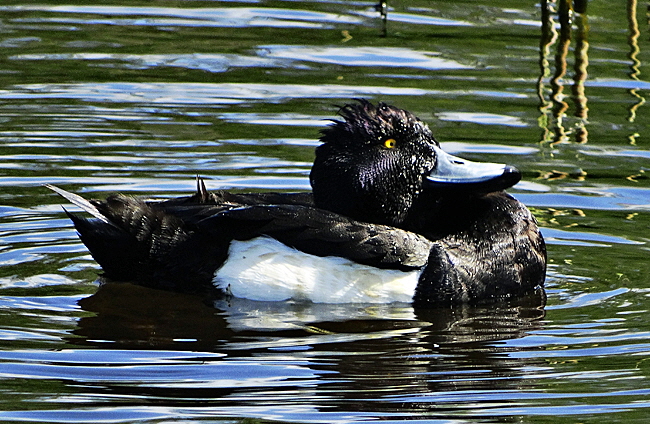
[2,5,363,28]
[2,0,650,422]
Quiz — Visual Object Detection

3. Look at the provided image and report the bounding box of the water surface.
[1,1,650,423]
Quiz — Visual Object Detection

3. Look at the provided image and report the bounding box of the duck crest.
[320,99,434,148]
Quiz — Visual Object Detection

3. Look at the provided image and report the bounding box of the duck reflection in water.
[69,281,546,415]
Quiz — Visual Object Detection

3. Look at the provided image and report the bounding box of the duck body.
[50,100,546,306]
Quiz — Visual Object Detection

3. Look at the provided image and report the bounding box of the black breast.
[412,191,547,306]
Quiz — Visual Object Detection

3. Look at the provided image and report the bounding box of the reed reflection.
[539,0,646,145]
[627,0,644,127]
[538,0,589,145]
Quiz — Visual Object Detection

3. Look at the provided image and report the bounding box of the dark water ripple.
[2,0,650,423]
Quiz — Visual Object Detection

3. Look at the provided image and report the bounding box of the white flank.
[213,237,420,304]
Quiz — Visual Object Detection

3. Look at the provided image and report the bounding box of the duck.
[48,100,546,306]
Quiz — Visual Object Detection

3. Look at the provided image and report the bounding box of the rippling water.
[2,1,650,423]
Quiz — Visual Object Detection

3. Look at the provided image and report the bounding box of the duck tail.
[45,184,117,227]
[46,185,190,284]
[65,204,151,282]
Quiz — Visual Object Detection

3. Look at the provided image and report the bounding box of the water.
[1,0,650,422]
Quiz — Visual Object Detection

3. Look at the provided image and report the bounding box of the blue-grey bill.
[425,146,521,192]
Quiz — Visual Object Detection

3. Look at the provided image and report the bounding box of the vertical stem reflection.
[537,0,591,145]
[626,0,645,126]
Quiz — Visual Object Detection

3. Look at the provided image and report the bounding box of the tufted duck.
[48,100,546,306]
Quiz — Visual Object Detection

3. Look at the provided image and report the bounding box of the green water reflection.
[1,0,650,423]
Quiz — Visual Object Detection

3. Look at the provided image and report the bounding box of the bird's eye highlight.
[383,138,397,149]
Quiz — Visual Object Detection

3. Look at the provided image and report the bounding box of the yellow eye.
[383,138,396,149]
